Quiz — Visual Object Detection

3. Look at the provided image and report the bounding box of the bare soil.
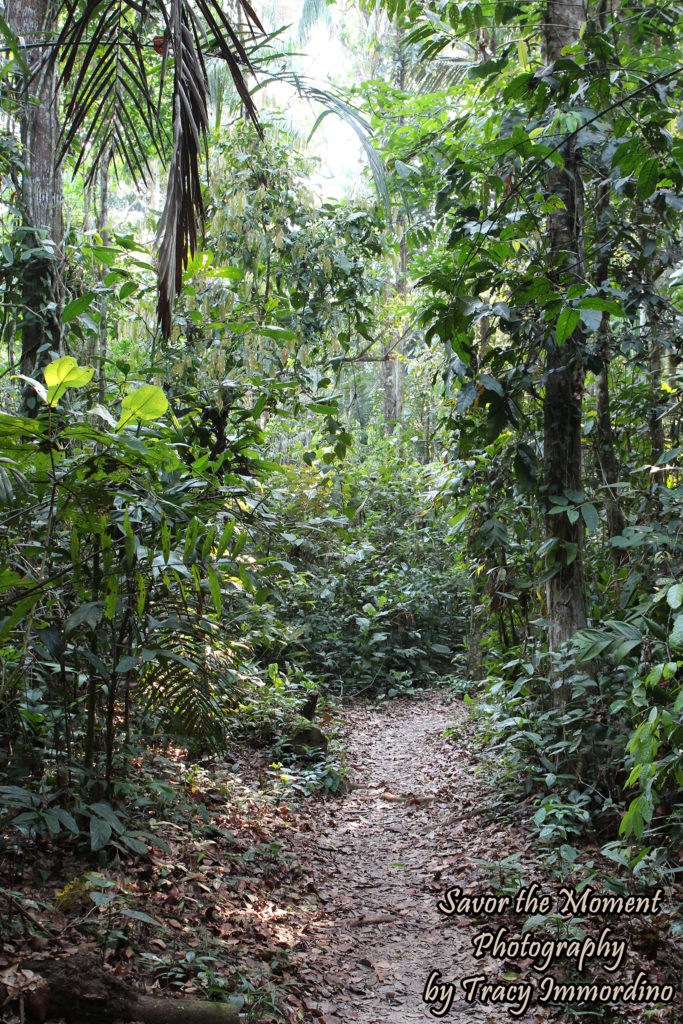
[292,690,519,1023]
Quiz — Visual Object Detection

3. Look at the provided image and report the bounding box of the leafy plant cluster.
[246,430,466,699]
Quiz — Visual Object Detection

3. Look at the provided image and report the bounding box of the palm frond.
[55,0,165,184]
[298,0,332,44]
[52,0,264,338]
[408,54,473,94]
[251,67,391,215]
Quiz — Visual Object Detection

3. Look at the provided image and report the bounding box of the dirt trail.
[295,690,518,1024]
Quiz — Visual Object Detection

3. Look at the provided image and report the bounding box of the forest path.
[294,690,521,1024]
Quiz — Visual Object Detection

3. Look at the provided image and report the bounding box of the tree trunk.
[466,571,486,681]
[382,225,406,433]
[95,151,113,401]
[8,952,240,1024]
[640,277,665,478]
[7,0,63,412]
[594,330,626,555]
[590,3,625,553]
[543,0,587,690]
[382,25,407,435]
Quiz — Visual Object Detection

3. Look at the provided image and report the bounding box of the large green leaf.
[670,614,683,653]
[636,158,659,200]
[116,385,169,430]
[90,816,112,852]
[44,357,94,406]
[556,307,580,345]
[580,502,599,534]
[62,293,95,323]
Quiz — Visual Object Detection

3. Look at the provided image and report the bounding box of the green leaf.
[559,844,580,863]
[514,443,538,491]
[253,394,268,418]
[556,307,580,345]
[578,297,626,317]
[666,583,683,610]
[121,907,160,925]
[258,325,297,341]
[116,385,169,430]
[104,576,118,621]
[65,602,103,634]
[89,891,116,906]
[334,252,354,275]
[90,816,112,852]
[120,835,149,856]
[42,811,61,836]
[90,802,125,833]
[207,565,222,617]
[88,245,120,267]
[580,502,599,534]
[216,520,235,558]
[0,594,40,642]
[670,614,683,653]
[118,281,137,300]
[636,158,659,200]
[44,356,94,406]
[517,39,529,69]
[62,293,95,323]
[53,808,79,834]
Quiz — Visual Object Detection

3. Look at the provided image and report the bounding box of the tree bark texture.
[382,226,406,433]
[594,317,626,554]
[590,2,626,552]
[382,24,407,435]
[592,181,626,555]
[543,0,588,669]
[7,0,63,406]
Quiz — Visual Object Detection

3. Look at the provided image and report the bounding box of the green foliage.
[248,433,465,699]
[0,353,277,851]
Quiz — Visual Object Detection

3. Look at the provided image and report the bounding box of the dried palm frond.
[408,54,473,94]
[52,0,264,338]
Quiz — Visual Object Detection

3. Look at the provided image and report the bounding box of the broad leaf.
[90,816,112,852]
[556,307,580,345]
[44,357,94,406]
[116,385,169,430]
[62,293,95,323]
[580,502,599,534]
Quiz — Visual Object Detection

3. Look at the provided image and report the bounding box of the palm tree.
[8,0,263,367]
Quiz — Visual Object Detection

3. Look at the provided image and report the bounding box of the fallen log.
[2,952,241,1024]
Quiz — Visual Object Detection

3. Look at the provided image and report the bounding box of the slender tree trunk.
[640,273,665,477]
[383,224,406,432]
[647,333,665,465]
[382,25,407,435]
[593,180,626,554]
[7,0,63,412]
[590,3,625,552]
[594,317,626,552]
[543,0,587,690]
[423,390,431,463]
[467,575,485,681]
[96,152,113,401]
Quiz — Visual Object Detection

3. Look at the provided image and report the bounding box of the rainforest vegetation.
[0,0,682,1019]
